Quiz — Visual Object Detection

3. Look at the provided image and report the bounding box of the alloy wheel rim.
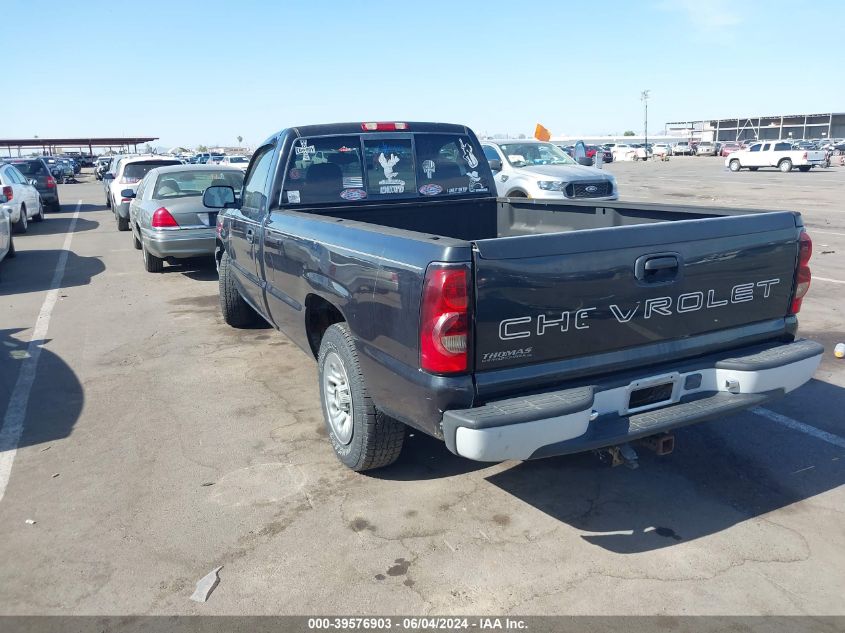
[323,351,353,445]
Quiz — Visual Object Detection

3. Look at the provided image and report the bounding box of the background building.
[666,112,845,143]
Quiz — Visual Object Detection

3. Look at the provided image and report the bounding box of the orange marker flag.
[534,123,551,142]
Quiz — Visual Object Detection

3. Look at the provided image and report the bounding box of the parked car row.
[0,158,64,274]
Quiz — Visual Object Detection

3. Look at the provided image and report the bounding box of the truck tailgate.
[473,212,800,371]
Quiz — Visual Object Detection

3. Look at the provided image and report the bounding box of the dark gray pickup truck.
[203,121,821,471]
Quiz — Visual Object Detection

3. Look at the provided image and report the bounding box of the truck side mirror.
[577,157,593,166]
[203,185,236,209]
[488,159,502,172]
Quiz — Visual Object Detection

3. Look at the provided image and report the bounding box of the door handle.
[635,253,681,283]
[245,228,255,244]
[644,256,678,272]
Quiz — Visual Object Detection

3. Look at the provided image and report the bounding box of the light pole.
[641,90,650,160]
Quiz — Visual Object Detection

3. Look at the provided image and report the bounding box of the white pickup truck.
[726,140,826,172]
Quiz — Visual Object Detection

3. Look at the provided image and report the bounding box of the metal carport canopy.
[0,136,159,154]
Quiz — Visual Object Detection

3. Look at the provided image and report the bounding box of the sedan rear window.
[153,170,244,199]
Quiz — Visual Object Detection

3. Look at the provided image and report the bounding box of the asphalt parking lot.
[0,159,843,615]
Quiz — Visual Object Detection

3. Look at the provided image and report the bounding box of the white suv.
[107,156,181,231]
[0,162,43,234]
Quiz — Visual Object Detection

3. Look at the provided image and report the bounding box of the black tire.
[318,323,405,471]
[105,194,111,208]
[132,227,142,250]
[729,159,741,172]
[117,214,129,231]
[14,206,28,234]
[141,242,164,272]
[798,165,811,172]
[6,233,15,258]
[218,250,261,327]
[779,159,793,173]
[51,201,61,212]
[33,199,44,222]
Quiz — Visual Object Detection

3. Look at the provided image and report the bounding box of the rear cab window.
[282,132,490,205]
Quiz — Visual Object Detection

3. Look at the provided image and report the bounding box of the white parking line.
[752,407,845,450]
[813,276,845,285]
[0,202,81,504]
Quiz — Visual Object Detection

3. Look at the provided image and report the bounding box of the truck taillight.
[789,231,812,314]
[2,186,11,201]
[361,122,409,131]
[151,207,178,229]
[420,264,469,374]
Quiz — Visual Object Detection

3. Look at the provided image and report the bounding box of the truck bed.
[311,197,740,242]
[309,196,802,395]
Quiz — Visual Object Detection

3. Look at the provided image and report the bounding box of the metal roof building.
[665,113,844,143]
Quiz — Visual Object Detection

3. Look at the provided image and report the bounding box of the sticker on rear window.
[287,190,301,204]
[467,171,487,192]
[419,183,442,196]
[378,153,405,194]
[294,140,316,162]
[340,188,367,201]
[459,139,479,169]
[422,160,436,179]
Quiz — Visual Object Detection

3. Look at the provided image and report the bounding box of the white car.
[611,143,650,161]
[726,140,827,172]
[220,155,250,170]
[651,143,672,157]
[0,200,14,269]
[695,141,718,156]
[481,140,617,200]
[106,155,182,231]
[0,162,44,234]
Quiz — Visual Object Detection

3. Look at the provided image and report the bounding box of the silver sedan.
[127,165,244,272]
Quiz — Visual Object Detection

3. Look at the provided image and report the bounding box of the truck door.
[761,143,774,166]
[228,144,276,312]
[746,143,763,166]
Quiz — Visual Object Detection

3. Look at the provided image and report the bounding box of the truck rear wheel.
[729,159,741,172]
[318,323,405,471]
[218,250,261,327]
[779,159,793,173]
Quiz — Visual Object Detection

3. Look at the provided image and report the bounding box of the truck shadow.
[486,378,845,553]
[372,431,491,480]
[0,328,83,450]
[0,249,105,296]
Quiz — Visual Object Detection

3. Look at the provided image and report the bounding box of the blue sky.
[4,0,842,148]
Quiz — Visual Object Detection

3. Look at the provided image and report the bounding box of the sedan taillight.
[151,207,179,229]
